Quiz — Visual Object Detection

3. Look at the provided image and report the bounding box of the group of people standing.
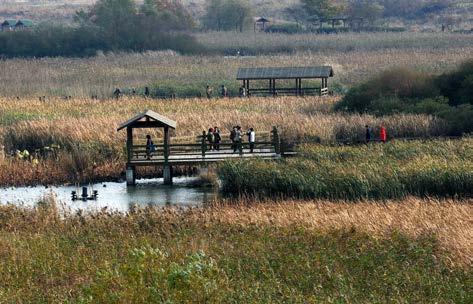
[205,85,248,99]
[365,125,387,143]
[204,127,222,151]
[204,126,256,153]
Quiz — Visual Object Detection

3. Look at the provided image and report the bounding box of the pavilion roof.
[117,109,176,131]
[237,66,334,80]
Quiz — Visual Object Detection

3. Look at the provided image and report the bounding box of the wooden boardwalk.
[118,110,288,185]
[129,142,282,166]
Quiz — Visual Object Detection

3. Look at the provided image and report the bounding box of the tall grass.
[0,96,448,186]
[0,33,471,97]
[0,198,471,302]
[219,138,473,199]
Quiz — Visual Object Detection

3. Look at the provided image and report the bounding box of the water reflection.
[0,177,218,212]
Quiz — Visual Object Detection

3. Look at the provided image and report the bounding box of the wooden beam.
[126,127,133,163]
[164,126,170,165]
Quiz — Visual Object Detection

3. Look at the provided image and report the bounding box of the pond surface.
[0,177,218,212]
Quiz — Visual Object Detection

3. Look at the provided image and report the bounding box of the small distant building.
[254,17,270,32]
[1,19,34,32]
[15,19,34,30]
[1,19,17,31]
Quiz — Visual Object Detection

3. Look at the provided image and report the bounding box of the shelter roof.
[255,17,270,23]
[1,19,17,26]
[237,66,334,80]
[117,109,176,131]
[16,19,34,27]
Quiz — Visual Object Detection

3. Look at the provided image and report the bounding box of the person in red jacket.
[380,126,387,143]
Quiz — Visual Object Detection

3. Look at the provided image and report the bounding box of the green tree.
[347,0,384,24]
[202,0,252,32]
[92,0,137,48]
[301,0,341,19]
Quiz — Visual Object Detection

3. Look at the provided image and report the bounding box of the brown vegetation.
[0,96,447,186]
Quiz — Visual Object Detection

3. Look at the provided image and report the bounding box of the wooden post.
[125,126,136,186]
[126,165,136,186]
[271,126,280,154]
[126,127,133,163]
[201,133,206,157]
[246,79,250,96]
[163,126,172,185]
[272,79,276,96]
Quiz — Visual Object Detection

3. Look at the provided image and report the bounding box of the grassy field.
[0,198,471,302]
[220,138,473,199]
[0,32,472,97]
[0,96,447,186]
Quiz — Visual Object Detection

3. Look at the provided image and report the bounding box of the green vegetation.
[0,0,201,58]
[0,203,471,302]
[202,0,253,32]
[335,59,473,135]
[219,138,473,199]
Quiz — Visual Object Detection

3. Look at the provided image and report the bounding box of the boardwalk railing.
[129,128,283,165]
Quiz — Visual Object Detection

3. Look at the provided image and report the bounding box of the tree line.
[0,0,202,58]
[0,0,458,58]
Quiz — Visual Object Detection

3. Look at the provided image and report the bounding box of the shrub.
[266,23,303,34]
[335,67,438,113]
[436,59,473,106]
[218,139,473,199]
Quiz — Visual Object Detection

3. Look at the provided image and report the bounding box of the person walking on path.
[113,88,121,99]
[206,85,213,99]
[365,125,372,143]
[230,126,237,152]
[145,134,154,160]
[239,85,246,98]
[206,128,214,151]
[247,128,255,153]
[380,126,387,143]
[235,126,243,154]
[221,85,228,98]
[213,127,221,151]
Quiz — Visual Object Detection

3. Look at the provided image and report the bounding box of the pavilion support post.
[126,127,133,163]
[246,80,250,96]
[163,165,172,185]
[126,165,136,186]
[272,79,276,96]
[299,78,302,95]
[125,126,136,186]
[163,126,173,185]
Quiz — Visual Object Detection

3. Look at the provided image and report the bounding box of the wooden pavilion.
[254,17,270,32]
[236,66,334,96]
[117,110,176,186]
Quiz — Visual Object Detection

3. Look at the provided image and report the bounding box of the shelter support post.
[126,165,136,186]
[163,165,172,185]
[163,126,173,185]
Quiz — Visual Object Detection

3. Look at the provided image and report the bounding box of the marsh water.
[0,177,218,212]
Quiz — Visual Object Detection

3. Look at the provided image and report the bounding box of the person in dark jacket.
[146,134,154,160]
[213,127,221,151]
[365,125,372,143]
[206,128,214,150]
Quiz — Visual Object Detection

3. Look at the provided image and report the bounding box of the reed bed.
[0,38,471,97]
[219,138,473,199]
[0,96,447,186]
[0,198,471,302]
